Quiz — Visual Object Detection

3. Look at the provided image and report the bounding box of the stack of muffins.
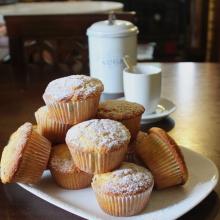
[0,74,188,217]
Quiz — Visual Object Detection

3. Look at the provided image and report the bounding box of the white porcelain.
[123,64,161,116]
[19,146,218,220]
[0,1,123,16]
[87,19,138,37]
[87,19,138,94]
[141,97,176,123]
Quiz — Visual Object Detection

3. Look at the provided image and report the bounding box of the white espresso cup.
[123,64,161,116]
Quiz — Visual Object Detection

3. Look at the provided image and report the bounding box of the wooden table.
[0,63,220,219]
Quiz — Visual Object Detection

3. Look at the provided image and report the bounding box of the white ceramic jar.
[87,16,138,94]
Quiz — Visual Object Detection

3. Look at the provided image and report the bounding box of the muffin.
[35,106,72,144]
[92,162,154,216]
[124,140,144,166]
[66,119,131,174]
[49,144,93,189]
[97,100,144,140]
[1,122,51,184]
[43,75,104,124]
[135,129,188,189]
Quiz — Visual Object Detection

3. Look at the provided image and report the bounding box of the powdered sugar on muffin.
[92,162,153,196]
[66,119,131,150]
[43,75,104,103]
[50,157,74,173]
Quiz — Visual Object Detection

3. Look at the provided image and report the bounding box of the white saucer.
[141,98,176,124]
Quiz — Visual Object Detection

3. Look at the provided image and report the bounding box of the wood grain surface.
[0,63,220,220]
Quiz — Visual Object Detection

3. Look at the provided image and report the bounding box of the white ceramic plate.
[18,147,218,220]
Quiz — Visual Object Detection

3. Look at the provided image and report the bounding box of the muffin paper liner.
[35,111,72,144]
[50,169,93,189]
[124,145,136,163]
[124,139,145,165]
[46,95,101,124]
[136,134,186,189]
[68,144,128,174]
[13,130,51,184]
[125,150,136,163]
[93,185,153,216]
[121,115,142,141]
[124,151,144,166]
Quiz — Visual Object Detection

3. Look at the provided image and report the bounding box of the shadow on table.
[1,182,85,220]
[179,191,220,220]
[141,116,175,132]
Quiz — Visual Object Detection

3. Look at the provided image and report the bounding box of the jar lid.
[87,19,138,38]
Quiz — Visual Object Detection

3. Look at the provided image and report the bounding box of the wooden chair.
[4,12,136,81]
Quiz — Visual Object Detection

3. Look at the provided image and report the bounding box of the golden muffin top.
[49,144,77,173]
[92,162,154,196]
[43,75,104,103]
[66,119,131,152]
[97,100,145,120]
[35,105,51,119]
[0,122,33,183]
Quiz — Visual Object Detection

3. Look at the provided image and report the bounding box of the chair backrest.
[5,12,136,76]
[6,12,136,38]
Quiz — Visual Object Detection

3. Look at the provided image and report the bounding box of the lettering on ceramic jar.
[101,57,124,67]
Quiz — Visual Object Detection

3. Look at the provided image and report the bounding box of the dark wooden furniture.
[4,12,136,80]
[211,0,220,61]
[98,0,211,62]
[0,62,220,220]
[0,23,9,62]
